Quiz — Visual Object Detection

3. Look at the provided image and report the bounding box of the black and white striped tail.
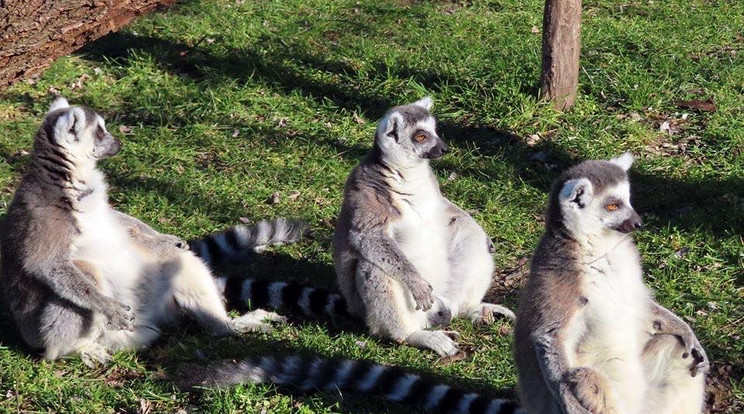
[190,218,308,266]
[215,277,350,319]
[179,355,522,414]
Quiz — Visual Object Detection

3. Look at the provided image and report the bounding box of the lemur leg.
[355,260,459,357]
[335,259,366,317]
[443,206,515,323]
[165,252,285,335]
[40,298,109,366]
[642,334,706,414]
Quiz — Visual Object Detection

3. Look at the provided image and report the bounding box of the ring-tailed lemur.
[332,97,514,356]
[0,98,304,366]
[514,154,708,414]
[178,354,524,414]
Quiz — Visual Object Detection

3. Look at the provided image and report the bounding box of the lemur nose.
[634,221,642,229]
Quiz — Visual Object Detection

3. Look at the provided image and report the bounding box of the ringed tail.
[190,218,308,266]
[215,277,350,319]
[178,355,523,414]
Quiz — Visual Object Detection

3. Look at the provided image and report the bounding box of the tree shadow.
[78,31,744,239]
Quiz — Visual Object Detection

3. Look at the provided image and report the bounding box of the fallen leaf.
[119,125,133,134]
[266,192,281,205]
[675,99,716,113]
[139,399,152,414]
[525,134,541,146]
[239,217,251,224]
[353,113,365,124]
[231,130,240,138]
[288,191,301,201]
[435,350,468,366]
[531,26,540,34]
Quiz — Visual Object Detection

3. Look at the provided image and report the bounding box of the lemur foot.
[406,330,459,357]
[79,343,112,368]
[230,309,287,334]
[469,303,516,325]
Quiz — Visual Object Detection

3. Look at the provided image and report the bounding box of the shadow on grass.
[77,32,744,240]
[154,333,518,414]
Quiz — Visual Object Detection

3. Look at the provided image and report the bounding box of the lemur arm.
[532,326,593,414]
[348,229,434,311]
[650,301,708,376]
[112,210,160,237]
[35,261,133,330]
[112,210,188,252]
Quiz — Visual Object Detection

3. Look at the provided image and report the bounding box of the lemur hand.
[679,330,708,377]
[101,298,135,331]
[159,234,190,251]
[406,275,434,311]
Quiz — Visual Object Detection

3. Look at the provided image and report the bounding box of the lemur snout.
[615,211,643,233]
[426,141,448,159]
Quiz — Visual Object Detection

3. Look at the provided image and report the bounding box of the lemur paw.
[230,309,287,334]
[406,330,459,357]
[407,277,434,311]
[160,234,190,250]
[470,303,516,325]
[79,344,112,368]
[681,336,708,377]
[102,298,135,331]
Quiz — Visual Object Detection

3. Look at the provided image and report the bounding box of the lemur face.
[375,97,448,165]
[557,153,642,238]
[46,97,121,162]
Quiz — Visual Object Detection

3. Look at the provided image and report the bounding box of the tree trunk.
[0,0,177,87]
[539,0,582,111]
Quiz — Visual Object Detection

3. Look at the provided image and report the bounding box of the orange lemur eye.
[605,203,619,211]
[414,133,427,142]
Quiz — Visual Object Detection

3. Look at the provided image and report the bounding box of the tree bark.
[0,0,177,87]
[539,0,582,111]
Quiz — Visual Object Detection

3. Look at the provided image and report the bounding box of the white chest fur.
[564,236,652,412]
[387,166,450,290]
[71,172,143,297]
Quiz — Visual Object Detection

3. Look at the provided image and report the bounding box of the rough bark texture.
[0,0,177,87]
[539,0,582,111]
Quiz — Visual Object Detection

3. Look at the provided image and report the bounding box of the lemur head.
[374,97,448,167]
[547,153,642,239]
[36,97,121,167]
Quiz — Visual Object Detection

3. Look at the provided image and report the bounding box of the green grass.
[0,0,742,412]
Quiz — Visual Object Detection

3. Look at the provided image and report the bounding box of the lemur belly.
[72,196,146,310]
[391,192,450,293]
[564,245,651,413]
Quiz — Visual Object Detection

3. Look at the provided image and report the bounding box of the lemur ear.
[379,112,404,144]
[560,178,594,210]
[609,152,634,171]
[53,108,85,143]
[411,96,433,111]
[48,96,70,113]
